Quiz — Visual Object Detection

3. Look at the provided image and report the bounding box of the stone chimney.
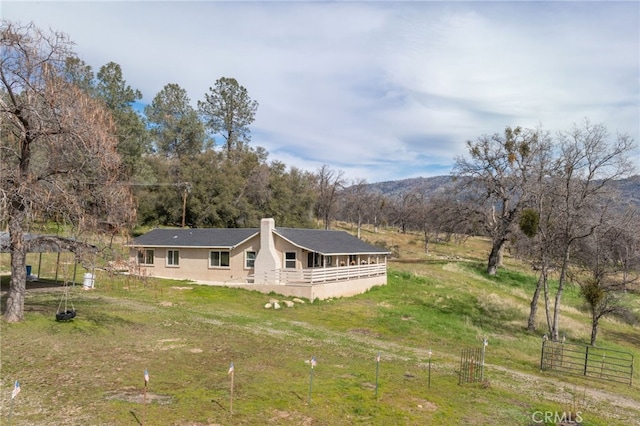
[253,218,280,284]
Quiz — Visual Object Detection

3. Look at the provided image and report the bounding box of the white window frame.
[167,249,180,267]
[138,249,154,266]
[245,251,256,269]
[210,250,230,268]
[284,251,296,269]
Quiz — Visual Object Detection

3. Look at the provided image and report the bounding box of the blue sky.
[3,1,639,183]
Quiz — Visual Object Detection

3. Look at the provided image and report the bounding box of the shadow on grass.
[129,410,142,426]
[608,329,640,350]
[1,277,68,314]
[390,258,451,266]
[82,310,136,327]
[211,399,227,411]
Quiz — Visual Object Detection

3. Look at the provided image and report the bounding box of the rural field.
[1,225,639,425]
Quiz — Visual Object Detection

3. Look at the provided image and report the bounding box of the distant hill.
[365,175,455,198]
[365,175,640,207]
[611,174,640,208]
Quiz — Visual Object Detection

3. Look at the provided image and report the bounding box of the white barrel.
[83,273,95,289]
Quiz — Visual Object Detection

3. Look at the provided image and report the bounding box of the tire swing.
[56,281,76,321]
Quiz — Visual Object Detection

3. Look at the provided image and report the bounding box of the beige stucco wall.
[273,235,301,269]
[129,226,388,300]
[129,236,260,283]
[223,274,386,301]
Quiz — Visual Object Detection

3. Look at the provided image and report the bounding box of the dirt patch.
[411,397,438,411]
[1,278,67,296]
[156,338,186,351]
[269,409,316,425]
[350,328,375,336]
[491,363,640,423]
[361,382,376,391]
[105,387,173,405]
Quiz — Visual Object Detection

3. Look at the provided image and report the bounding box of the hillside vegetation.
[1,224,639,425]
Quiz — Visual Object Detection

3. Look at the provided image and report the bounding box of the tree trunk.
[543,271,552,334]
[529,251,551,332]
[424,230,430,255]
[487,239,506,275]
[551,248,571,341]
[4,213,27,322]
[590,317,599,346]
[528,273,544,331]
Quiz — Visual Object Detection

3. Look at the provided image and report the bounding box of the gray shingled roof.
[130,227,389,255]
[274,228,389,255]
[130,228,259,248]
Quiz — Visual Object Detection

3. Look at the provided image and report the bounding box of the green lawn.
[1,233,639,425]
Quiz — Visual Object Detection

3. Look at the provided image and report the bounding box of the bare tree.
[605,208,640,292]
[571,208,639,345]
[414,192,457,255]
[1,21,134,322]
[522,203,562,333]
[314,165,345,230]
[340,178,371,238]
[453,126,549,275]
[386,190,422,234]
[518,140,556,332]
[400,189,438,254]
[545,120,636,341]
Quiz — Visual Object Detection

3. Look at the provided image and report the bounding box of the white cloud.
[3,0,638,183]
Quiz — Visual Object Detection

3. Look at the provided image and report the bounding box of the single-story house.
[128,218,389,300]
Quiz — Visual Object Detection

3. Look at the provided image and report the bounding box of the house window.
[138,249,154,265]
[308,252,330,268]
[245,251,256,269]
[284,252,296,269]
[167,250,179,267]
[210,250,230,268]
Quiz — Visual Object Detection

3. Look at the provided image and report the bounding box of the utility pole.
[181,182,191,228]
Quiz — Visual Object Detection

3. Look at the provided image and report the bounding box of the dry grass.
[1,223,639,425]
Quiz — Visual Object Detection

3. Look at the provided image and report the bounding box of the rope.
[56,281,75,313]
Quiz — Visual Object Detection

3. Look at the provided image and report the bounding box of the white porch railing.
[256,263,387,285]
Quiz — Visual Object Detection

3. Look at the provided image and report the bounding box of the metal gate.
[540,340,634,385]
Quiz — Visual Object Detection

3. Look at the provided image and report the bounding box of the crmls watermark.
[531,411,584,424]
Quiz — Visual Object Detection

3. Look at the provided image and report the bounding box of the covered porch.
[253,262,387,285]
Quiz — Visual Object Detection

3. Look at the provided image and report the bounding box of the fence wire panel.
[540,340,634,385]
[459,347,484,385]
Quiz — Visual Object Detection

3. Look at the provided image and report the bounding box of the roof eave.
[127,244,235,249]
